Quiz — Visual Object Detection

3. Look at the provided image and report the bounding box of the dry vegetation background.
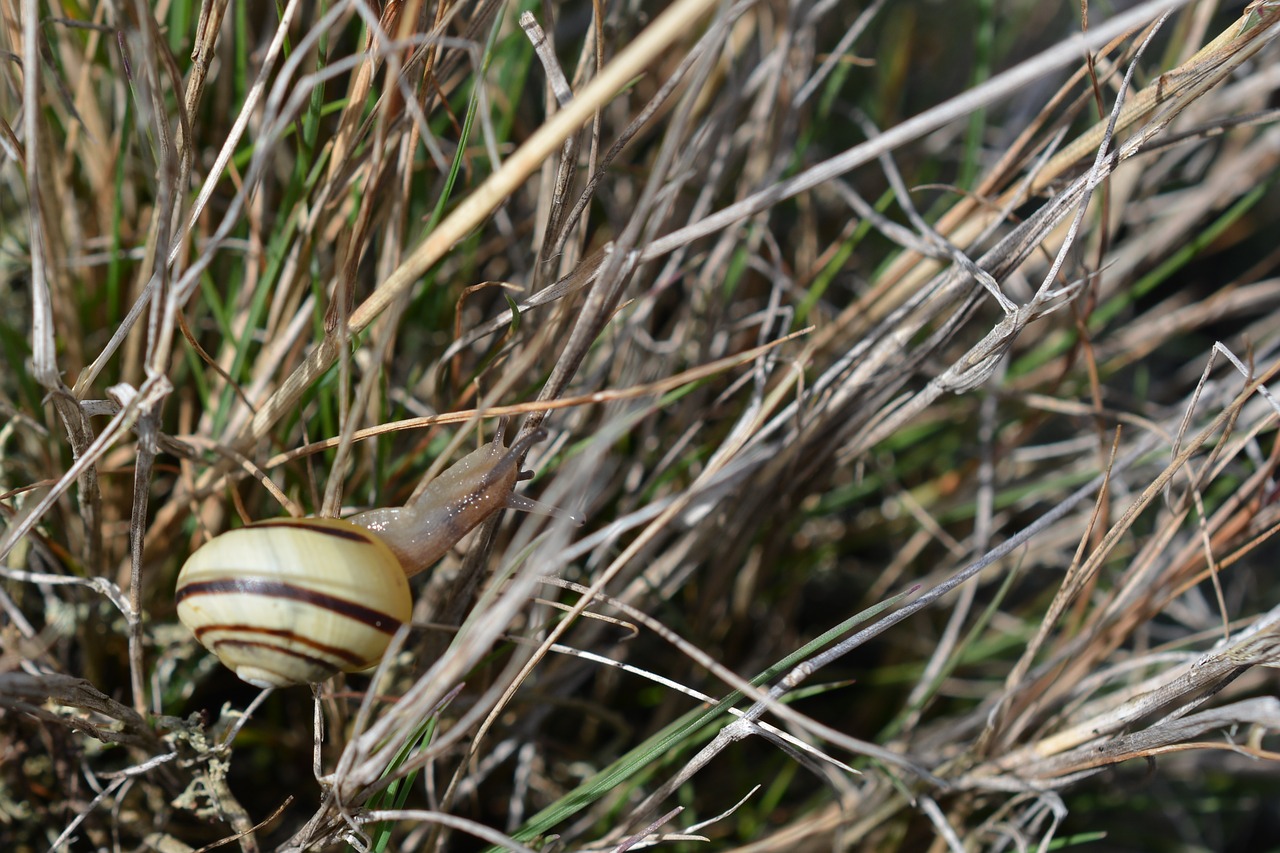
[4,0,1280,850]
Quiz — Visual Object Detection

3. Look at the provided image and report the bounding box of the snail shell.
[175,429,552,688]
[175,518,411,688]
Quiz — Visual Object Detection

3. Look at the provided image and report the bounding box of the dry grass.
[4,0,1280,850]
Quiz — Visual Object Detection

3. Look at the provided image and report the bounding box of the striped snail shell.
[176,429,548,688]
[175,518,410,688]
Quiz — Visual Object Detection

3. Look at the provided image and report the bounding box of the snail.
[175,429,550,688]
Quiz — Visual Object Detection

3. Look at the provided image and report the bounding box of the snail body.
[347,428,545,576]
[176,430,547,688]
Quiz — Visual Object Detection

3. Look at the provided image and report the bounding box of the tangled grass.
[4,0,1280,850]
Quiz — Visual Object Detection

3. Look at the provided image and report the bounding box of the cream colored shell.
[175,518,412,688]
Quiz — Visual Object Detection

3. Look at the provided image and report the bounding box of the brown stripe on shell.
[175,579,403,633]
[207,638,342,676]
[193,623,367,667]
[203,635,345,681]
[247,518,375,543]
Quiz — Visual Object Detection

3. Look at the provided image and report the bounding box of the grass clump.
[4,1,1280,850]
